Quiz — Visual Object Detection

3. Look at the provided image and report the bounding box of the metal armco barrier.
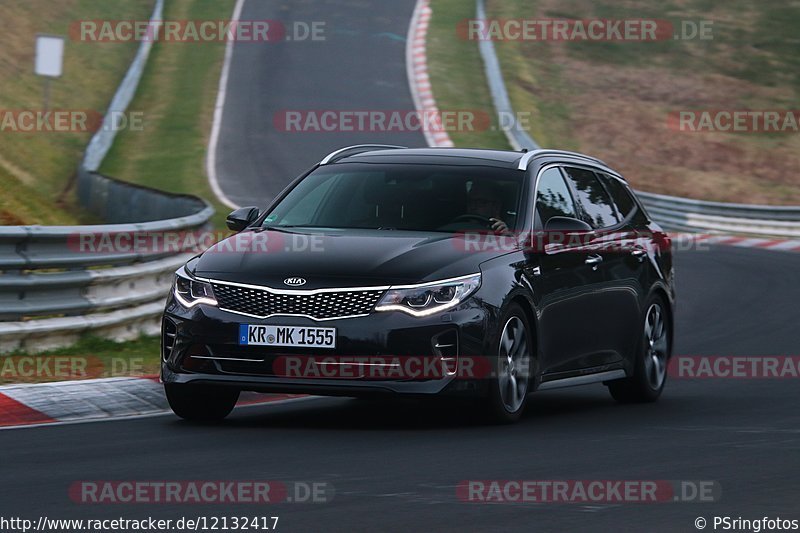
[0,172,213,353]
[475,0,800,238]
[634,191,800,237]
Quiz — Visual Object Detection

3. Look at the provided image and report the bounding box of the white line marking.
[206,0,246,210]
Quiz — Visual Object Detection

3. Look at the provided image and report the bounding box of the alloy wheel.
[643,303,668,390]
[497,316,530,413]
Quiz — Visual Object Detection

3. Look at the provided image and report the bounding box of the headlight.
[173,267,217,308]
[375,273,481,317]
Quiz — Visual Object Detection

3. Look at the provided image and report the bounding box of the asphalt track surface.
[2,246,799,531]
[212,0,427,207]
[4,1,799,531]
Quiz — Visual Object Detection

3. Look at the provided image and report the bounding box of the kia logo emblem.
[284,277,307,287]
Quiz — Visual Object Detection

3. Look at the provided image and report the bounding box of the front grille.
[211,283,386,320]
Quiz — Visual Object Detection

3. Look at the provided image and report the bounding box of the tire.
[485,303,535,424]
[608,295,671,403]
[165,383,240,421]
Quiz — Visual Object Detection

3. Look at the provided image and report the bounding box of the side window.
[535,167,579,228]
[600,173,636,220]
[563,167,620,229]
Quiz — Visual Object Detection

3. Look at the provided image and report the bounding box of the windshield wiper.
[253,225,306,233]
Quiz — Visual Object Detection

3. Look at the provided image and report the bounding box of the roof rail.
[516,149,608,171]
[319,144,407,165]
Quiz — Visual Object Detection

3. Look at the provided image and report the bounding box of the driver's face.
[467,195,501,218]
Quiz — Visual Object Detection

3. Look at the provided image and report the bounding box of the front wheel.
[486,304,534,424]
[608,296,671,403]
[165,383,240,421]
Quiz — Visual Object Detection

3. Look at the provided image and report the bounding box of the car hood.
[190,228,513,289]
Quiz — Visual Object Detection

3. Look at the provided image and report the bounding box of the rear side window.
[600,173,636,219]
[563,167,620,229]
[535,167,579,227]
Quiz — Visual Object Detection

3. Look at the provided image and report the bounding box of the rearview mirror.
[226,206,260,232]
[544,216,592,233]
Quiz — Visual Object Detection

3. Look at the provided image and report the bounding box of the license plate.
[238,324,336,348]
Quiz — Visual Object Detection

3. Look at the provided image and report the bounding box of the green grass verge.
[428,0,800,204]
[1,0,237,382]
[0,335,160,384]
[0,0,242,383]
[0,0,155,224]
[486,0,577,150]
[100,0,235,229]
[56,0,236,381]
[427,0,510,149]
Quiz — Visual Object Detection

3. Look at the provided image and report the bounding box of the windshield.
[261,163,524,233]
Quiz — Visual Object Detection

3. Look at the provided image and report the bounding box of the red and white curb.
[673,233,800,253]
[407,0,453,148]
[0,377,306,429]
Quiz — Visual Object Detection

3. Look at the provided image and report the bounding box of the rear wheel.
[608,296,671,403]
[165,383,240,421]
[486,304,534,424]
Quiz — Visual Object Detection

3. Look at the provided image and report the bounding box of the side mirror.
[544,216,592,233]
[525,217,593,254]
[226,206,260,232]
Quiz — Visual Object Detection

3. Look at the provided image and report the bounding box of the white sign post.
[35,34,65,112]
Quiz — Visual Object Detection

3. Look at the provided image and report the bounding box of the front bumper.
[161,294,495,397]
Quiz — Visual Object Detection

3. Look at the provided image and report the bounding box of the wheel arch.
[508,294,538,346]
[506,293,541,389]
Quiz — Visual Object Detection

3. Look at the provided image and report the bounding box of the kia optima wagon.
[162,146,675,423]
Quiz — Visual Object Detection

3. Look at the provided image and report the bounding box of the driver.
[466,181,511,235]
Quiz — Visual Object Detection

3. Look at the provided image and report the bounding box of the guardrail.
[475,0,538,152]
[635,192,800,237]
[475,0,800,238]
[0,0,217,353]
[0,172,213,353]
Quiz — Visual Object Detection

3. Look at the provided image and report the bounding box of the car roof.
[325,146,620,176]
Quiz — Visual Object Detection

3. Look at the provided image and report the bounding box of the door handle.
[585,255,603,266]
